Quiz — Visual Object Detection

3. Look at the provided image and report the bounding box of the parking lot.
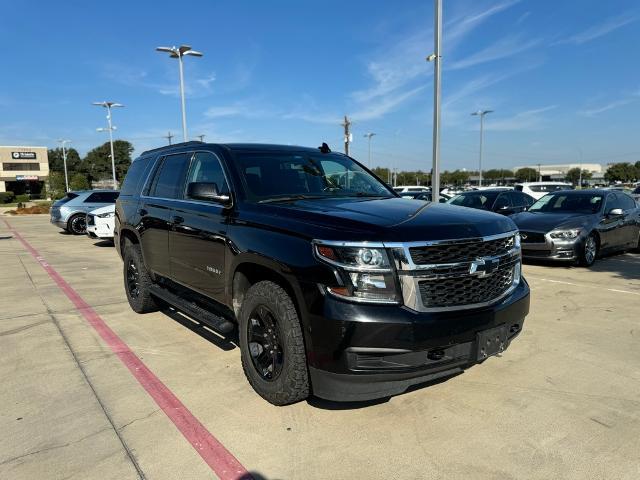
[1,214,639,480]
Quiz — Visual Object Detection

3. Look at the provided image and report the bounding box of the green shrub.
[0,191,15,203]
[15,194,30,203]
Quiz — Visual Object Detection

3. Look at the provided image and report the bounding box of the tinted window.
[185,152,229,197]
[493,193,512,210]
[529,184,571,193]
[529,193,603,214]
[514,185,523,192]
[54,192,79,205]
[509,191,532,207]
[448,191,499,210]
[85,191,120,203]
[120,157,151,196]
[150,153,192,199]
[617,193,636,211]
[632,186,640,194]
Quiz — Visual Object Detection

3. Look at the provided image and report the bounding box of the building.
[512,163,604,184]
[0,146,49,197]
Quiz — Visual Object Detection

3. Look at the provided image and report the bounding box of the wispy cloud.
[484,105,557,131]
[516,11,530,24]
[579,98,636,117]
[449,34,541,70]
[557,12,639,45]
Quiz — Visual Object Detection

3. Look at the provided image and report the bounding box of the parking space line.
[527,276,640,296]
[3,220,251,480]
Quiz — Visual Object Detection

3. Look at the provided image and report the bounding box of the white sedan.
[86,204,115,240]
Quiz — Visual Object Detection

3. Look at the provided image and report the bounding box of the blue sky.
[1,0,639,171]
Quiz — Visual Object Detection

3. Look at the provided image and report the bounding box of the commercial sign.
[12,151,37,160]
[15,175,39,181]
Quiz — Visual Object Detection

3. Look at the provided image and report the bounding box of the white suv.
[86,204,115,240]
[514,182,573,200]
[393,186,429,194]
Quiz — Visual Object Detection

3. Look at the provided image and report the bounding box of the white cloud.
[484,105,557,131]
[579,98,636,117]
[558,12,639,45]
[449,35,541,70]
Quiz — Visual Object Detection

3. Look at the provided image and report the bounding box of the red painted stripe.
[4,220,251,480]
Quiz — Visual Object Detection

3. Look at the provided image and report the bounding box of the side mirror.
[607,208,624,217]
[187,182,230,205]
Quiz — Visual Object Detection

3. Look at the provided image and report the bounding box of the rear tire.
[239,281,309,405]
[123,242,159,313]
[67,213,87,235]
[579,232,598,267]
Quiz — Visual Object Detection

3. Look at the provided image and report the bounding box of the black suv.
[115,142,530,405]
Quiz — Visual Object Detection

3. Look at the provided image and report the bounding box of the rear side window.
[85,191,120,203]
[149,153,192,199]
[617,193,636,210]
[55,193,79,205]
[120,157,152,196]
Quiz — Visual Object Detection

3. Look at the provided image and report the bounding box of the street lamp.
[363,132,376,168]
[427,0,442,200]
[156,45,203,142]
[57,139,72,191]
[93,101,124,190]
[471,109,493,187]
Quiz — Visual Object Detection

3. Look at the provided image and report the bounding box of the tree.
[48,147,82,175]
[69,173,90,191]
[81,140,134,183]
[515,167,538,182]
[604,162,636,182]
[48,172,67,200]
[565,168,592,185]
[484,169,514,183]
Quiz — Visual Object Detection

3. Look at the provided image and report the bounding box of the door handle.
[172,215,185,225]
[139,208,148,216]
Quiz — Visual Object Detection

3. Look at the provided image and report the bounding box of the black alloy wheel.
[68,214,87,235]
[126,259,140,299]
[247,305,284,381]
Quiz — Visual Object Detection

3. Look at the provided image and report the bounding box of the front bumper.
[307,279,530,401]
[86,221,114,239]
[521,236,583,261]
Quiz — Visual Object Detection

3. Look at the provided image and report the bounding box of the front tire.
[579,233,598,267]
[123,242,159,313]
[67,213,87,235]
[239,281,309,405]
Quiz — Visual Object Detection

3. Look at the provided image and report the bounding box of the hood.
[89,204,115,215]
[511,211,597,232]
[243,197,516,242]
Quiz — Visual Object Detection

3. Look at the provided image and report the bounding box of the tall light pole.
[94,101,124,190]
[471,110,493,187]
[427,0,442,199]
[57,139,71,191]
[363,132,376,168]
[577,147,583,189]
[156,45,203,142]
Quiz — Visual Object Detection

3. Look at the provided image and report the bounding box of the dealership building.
[0,146,49,197]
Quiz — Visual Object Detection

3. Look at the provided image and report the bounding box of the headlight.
[549,228,581,240]
[97,211,115,218]
[313,242,399,303]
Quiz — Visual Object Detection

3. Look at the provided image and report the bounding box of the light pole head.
[93,101,124,109]
[157,45,203,58]
[471,110,494,117]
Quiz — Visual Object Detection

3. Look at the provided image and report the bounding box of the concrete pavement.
[1,216,639,479]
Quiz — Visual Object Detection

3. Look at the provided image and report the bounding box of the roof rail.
[140,140,203,156]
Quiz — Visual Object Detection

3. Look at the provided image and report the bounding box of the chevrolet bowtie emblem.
[469,258,500,277]
[520,233,528,240]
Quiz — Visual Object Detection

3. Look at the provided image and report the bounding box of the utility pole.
[577,147,583,189]
[363,132,376,168]
[471,110,493,187]
[537,163,542,182]
[163,131,174,145]
[57,139,71,192]
[342,116,352,156]
[196,134,206,142]
[427,0,442,200]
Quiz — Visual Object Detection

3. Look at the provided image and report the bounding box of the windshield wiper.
[258,195,328,204]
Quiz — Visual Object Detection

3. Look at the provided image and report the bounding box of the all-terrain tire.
[239,281,309,405]
[123,241,160,313]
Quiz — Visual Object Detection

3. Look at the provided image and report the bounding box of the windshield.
[236,152,394,202]
[528,184,572,193]
[447,191,499,210]
[528,193,603,214]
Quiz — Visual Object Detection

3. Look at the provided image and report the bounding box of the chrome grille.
[417,255,518,308]
[409,235,514,265]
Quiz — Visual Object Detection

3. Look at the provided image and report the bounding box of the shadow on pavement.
[524,251,640,282]
[92,239,114,247]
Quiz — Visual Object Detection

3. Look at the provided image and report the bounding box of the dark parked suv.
[115,142,530,405]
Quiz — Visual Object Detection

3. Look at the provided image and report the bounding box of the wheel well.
[232,263,299,319]
[120,228,139,253]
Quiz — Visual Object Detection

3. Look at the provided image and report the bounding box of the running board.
[149,284,235,334]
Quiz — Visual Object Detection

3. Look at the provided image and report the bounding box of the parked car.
[629,185,640,204]
[392,185,429,194]
[398,191,451,202]
[446,189,535,215]
[50,190,120,235]
[514,182,573,200]
[86,204,116,240]
[511,189,640,266]
[115,142,530,405]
